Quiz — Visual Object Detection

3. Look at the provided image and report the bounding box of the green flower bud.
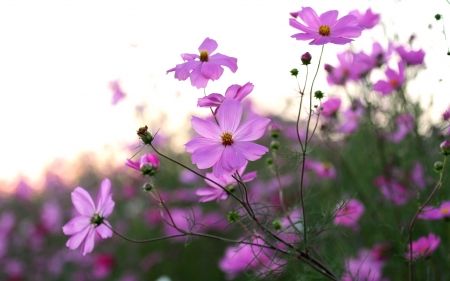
[435,14,442,20]
[266,158,273,165]
[272,219,282,230]
[434,161,444,173]
[142,182,154,192]
[290,68,299,77]
[270,140,280,151]
[227,211,240,223]
[314,90,325,99]
[137,126,154,145]
[440,140,450,156]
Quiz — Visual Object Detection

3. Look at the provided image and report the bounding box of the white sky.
[0,0,449,187]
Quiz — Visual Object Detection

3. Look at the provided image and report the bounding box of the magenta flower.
[396,45,425,65]
[373,62,405,95]
[185,99,270,177]
[374,175,410,205]
[387,113,414,143]
[166,37,238,89]
[289,7,363,45]
[349,8,380,29]
[319,97,341,117]
[126,153,160,176]
[197,82,253,110]
[326,52,365,85]
[334,199,365,231]
[355,42,394,69]
[406,233,441,260]
[418,201,450,220]
[62,179,115,255]
[342,249,386,281]
[305,160,336,179]
[196,163,257,203]
[109,80,126,105]
[338,100,364,134]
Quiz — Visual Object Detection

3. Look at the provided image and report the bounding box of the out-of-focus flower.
[418,201,450,220]
[396,46,425,65]
[342,249,386,281]
[289,7,363,45]
[349,8,380,29]
[93,253,115,279]
[408,162,426,189]
[319,97,341,117]
[338,100,364,134]
[126,153,160,176]
[185,99,270,177]
[15,179,33,201]
[62,179,115,255]
[387,114,414,143]
[373,62,405,95]
[166,37,238,88]
[374,175,410,205]
[333,199,365,231]
[197,82,253,110]
[406,233,441,260]
[371,242,392,262]
[355,42,394,70]
[326,52,366,85]
[109,80,126,105]
[196,163,257,202]
[442,107,450,121]
[305,160,336,179]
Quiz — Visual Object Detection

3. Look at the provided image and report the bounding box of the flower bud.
[324,64,333,74]
[138,154,160,176]
[440,140,450,156]
[434,161,444,173]
[272,219,282,230]
[290,68,299,77]
[270,140,280,151]
[137,126,154,145]
[314,90,325,100]
[435,14,442,20]
[266,158,273,165]
[269,123,282,139]
[301,52,312,65]
[142,182,154,192]
[227,210,240,223]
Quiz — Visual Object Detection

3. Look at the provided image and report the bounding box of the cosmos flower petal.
[298,7,321,29]
[81,228,96,256]
[209,53,238,73]
[72,187,95,217]
[234,116,271,141]
[198,37,218,53]
[66,226,91,250]
[96,220,113,239]
[62,216,91,235]
[332,26,363,38]
[191,116,222,139]
[319,10,338,25]
[192,144,224,169]
[233,142,269,161]
[201,61,224,80]
[198,93,225,107]
[190,64,209,88]
[289,18,316,33]
[217,100,243,133]
[291,33,319,40]
[185,137,220,153]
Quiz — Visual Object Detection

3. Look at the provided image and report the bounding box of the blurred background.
[0,0,450,280]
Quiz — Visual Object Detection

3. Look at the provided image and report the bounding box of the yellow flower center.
[319,25,331,36]
[221,132,234,146]
[440,206,449,215]
[199,50,209,62]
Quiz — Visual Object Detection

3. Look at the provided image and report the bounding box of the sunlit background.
[1,0,449,192]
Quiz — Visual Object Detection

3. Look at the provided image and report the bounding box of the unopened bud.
[435,14,442,21]
[301,52,312,65]
[270,140,280,151]
[137,126,154,145]
[269,123,282,139]
[272,219,282,230]
[314,90,325,99]
[142,182,154,192]
[227,210,240,223]
[440,140,450,156]
[434,161,444,173]
[290,68,299,77]
[266,158,273,165]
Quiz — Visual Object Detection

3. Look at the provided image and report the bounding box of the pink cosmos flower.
[289,7,363,45]
[196,163,257,203]
[374,175,410,205]
[406,233,441,260]
[62,179,115,255]
[338,100,364,134]
[320,97,341,117]
[342,249,386,281]
[109,80,126,105]
[185,99,270,177]
[355,42,394,69]
[305,159,336,179]
[408,162,426,189]
[197,82,253,110]
[334,199,365,231]
[387,113,414,143]
[396,45,425,65]
[373,62,405,96]
[166,37,238,89]
[125,153,160,176]
[418,201,450,220]
[326,52,366,85]
[349,8,380,29]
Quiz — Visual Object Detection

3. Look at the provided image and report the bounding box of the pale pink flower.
[396,45,425,65]
[338,100,364,134]
[196,163,257,202]
[373,62,405,96]
[320,97,341,117]
[289,7,363,45]
[334,199,365,231]
[387,114,414,143]
[109,80,126,105]
[125,153,160,176]
[418,201,450,220]
[305,159,336,179]
[342,249,386,281]
[406,233,441,260]
[185,99,270,177]
[197,82,254,111]
[349,8,380,29]
[62,179,115,255]
[166,37,238,88]
[374,175,410,205]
